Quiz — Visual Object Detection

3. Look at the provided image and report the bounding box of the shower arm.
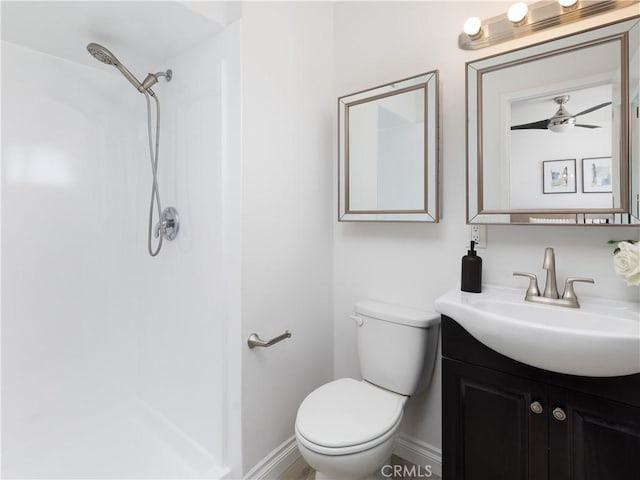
[153,70,172,81]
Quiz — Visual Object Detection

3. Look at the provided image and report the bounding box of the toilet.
[295,300,440,480]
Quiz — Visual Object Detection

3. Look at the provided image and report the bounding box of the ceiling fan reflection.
[511,95,611,133]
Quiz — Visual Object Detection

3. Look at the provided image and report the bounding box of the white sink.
[434,286,640,377]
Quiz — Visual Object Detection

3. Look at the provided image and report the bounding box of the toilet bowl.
[295,378,407,479]
[295,300,440,480]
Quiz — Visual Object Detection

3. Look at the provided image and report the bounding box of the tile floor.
[278,455,441,480]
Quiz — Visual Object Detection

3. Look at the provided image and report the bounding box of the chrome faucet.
[514,247,594,308]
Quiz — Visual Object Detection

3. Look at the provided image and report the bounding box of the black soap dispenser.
[461,241,482,293]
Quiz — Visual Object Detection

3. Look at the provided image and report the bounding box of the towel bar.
[247,330,291,349]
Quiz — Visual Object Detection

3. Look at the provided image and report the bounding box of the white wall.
[132,19,242,476]
[240,2,335,473]
[333,0,640,461]
[2,43,141,477]
[1,3,241,478]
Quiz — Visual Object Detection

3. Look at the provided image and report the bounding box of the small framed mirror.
[467,16,639,226]
[338,71,439,222]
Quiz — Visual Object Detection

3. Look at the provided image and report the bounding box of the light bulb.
[548,123,573,133]
[558,0,578,7]
[508,2,529,24]
[463,17,482,37]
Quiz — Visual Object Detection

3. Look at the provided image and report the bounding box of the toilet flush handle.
[350,314,364,327]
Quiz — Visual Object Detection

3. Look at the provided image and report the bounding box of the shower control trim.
[155,206,180,241]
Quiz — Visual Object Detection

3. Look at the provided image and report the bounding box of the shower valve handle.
[154,207,180,241]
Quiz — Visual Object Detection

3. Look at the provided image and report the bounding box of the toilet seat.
[296,414,402,456]
[295,378,406,455]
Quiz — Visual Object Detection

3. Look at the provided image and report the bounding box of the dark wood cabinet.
[444,359,548,480]
[442,315,640,480]
[552,389,640,480]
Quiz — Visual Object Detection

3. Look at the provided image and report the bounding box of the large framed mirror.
[467,16,639,225]
[338,71,439,222]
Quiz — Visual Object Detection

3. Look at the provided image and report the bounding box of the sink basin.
[434,286,640,377]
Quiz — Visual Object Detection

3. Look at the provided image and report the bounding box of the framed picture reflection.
[582,157,612,193]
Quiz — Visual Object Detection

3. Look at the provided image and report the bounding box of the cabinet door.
[549,389,640,480]
[443,359,548,480]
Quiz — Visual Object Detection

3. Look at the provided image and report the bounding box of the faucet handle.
[513,272,540,298]
[562,277,595,302]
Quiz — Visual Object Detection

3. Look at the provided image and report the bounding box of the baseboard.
[243,433,440,480]
[393,434,442,477]
[244,435,300,480]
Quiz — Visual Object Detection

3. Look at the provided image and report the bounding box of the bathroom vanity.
[442,316,640,479]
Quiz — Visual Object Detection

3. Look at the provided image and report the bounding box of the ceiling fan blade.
[574,101,612,117]
[510,119,549,130]
[575,124,602,129]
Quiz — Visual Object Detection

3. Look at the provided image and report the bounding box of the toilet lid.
[295,378,404,448]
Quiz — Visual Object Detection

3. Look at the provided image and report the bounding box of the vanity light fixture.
[463,16,483,38]
[507,2,529,24]
[459,0,636,50]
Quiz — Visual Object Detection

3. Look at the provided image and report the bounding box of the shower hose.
[144,92,163,257]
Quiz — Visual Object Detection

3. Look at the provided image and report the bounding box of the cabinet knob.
[553,407,567,421]
[530,401,544,414]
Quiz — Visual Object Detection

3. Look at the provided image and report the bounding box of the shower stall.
[1,1,242,478]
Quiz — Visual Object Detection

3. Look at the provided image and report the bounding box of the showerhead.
[86,42,149,94]
[86,42,171,98]
[87,43,119,66]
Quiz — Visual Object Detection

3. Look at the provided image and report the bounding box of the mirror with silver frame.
[338,71,439,222]
[467,16,639,226]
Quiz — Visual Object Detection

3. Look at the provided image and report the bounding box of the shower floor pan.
[2,400,228,479]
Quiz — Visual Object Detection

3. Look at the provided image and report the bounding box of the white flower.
[613,241,640,286]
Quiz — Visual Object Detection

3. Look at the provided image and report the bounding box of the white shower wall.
[1,3,241,478]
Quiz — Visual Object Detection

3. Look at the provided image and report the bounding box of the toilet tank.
[354,300,440,396]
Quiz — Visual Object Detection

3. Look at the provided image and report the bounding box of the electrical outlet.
[470,225,487,249]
